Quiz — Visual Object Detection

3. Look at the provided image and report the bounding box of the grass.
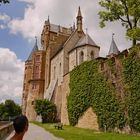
[33,122,140,140]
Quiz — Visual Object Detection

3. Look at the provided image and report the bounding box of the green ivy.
[68,60,125,131]
[122,45,140,132]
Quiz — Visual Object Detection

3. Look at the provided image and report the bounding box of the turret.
[108,33,120,57]
[76,6,83,32]
[27,37,38,61]
[45,16,50,31]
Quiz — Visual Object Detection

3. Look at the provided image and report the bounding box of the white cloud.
[0,13,11,22]
[0,48,24,104]
[7,0,131,56]
[0,24,6,29]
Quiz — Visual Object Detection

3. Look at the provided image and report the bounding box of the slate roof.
[108,37,120,55]
[27,38,38,61]
[76,33,98,47]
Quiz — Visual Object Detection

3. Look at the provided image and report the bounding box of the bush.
[35,99,57,123]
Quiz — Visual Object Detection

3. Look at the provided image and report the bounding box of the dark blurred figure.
[10,115,28,140]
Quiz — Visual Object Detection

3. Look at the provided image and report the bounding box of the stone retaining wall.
[0,122,13,140]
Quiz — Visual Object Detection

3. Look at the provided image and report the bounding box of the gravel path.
[6,123,64,140]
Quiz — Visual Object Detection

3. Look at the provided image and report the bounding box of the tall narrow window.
[79,51,84,64]
[59,63,61,75]
[91,51,94,60]
[54,66,56,79]
[33,66,39,79]
[35,55,40,62]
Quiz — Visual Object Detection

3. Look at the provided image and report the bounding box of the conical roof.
[108,36,120,55]
[76,33,98,47]
[27,37,38,61]
[77,6,82,17]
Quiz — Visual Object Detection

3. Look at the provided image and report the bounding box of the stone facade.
[61,74,70,125]
[76,107,99,130]
[50,50,64,86]
[22,7,101,130]
[22,6,131,131]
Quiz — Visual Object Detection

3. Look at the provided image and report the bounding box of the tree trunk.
[133,39,136,46]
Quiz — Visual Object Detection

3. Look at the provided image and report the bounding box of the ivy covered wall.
[123,46,140,132]
[67,45,140,132]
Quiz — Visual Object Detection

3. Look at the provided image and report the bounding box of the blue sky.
[0,0,33,60]
[0,0,131,104]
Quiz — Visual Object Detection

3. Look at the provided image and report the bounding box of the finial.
[58,24,61,32]
[35,36,37,45]
[73,22,75,30]
[45,16,50,25]
[112,33,115,39]
[48,15,50,22]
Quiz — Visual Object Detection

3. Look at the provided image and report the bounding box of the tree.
[35,99,57,123]
[0,0,9,4]
[0,99,21,120]
[98,0,140,45]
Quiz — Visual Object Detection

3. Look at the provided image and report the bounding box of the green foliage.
[34,122,140,140]
[68,61,125,131]
[0,99,21,120]
[35,99,57,123]
[0,0,9,4]
[98,0,140,44]
[122,46,140,132]
[127,27,140,41]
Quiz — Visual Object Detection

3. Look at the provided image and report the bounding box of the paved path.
[6,123,64,140]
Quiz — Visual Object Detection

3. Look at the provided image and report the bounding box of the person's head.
[13,115,28,134]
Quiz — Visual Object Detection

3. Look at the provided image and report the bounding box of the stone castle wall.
[76,107,99,130]
[61,74,70,125]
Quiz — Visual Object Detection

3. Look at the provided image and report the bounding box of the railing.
[0,122,13,140]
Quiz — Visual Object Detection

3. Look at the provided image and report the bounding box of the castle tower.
[41,16,50,51]
[108,33,120,57]
[76,6,83,33]
[22,38,46,121]
[22,37,39,115]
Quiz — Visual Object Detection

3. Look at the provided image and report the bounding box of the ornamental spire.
[76,6,83,32]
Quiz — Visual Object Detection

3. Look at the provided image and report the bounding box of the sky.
[0,0,131,104]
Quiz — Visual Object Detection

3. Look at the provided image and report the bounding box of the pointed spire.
[76,6,83,32]
[108,33,120,56]
[77,6,82,17]
[35,36,38,47]
[85,28,88,44]
[45,15,50,25]
[27,37,38,61]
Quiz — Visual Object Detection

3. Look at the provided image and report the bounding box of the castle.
[22,7,120,130]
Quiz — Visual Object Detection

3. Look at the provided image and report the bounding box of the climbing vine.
[122,45,140,132]
[68,60,125,131]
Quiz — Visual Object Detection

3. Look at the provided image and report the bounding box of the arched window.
[79,51,84,64]
[91,51,94,60]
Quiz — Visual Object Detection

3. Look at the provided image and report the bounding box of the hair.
[13,115,28,134]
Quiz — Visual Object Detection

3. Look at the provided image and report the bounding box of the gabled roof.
[108,37,120,55]
[27,38,38,61]
[76,33,98,47]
